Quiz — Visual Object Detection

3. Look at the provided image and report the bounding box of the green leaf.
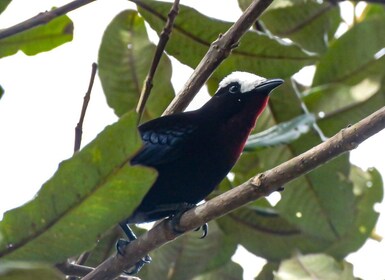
[313,16,385,86]
[0,14,73,58]
[98,10,174,119]
[0,262,64,280]
[136,0,315,80]
[238,0,306,10]
[358,3,385,21]
[0,111,157,263]
[0,85,3,100]
[244,113,316,151]
[316,84,385,136]
[0,0,11,15]
[256,262,278,280]
[82,227,122,267]
[260,2,340,54]
[326,167,383,258]
[192,260,243,280]
[139,222,237,279]
[274,253,356,280]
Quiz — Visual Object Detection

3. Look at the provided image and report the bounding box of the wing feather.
[130,114,197,166]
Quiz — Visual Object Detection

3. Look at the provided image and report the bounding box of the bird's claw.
[116,238,129,256]
[194,223,209,239]
[169,203,196,234]
[116,239,152,275]
[169,203,209,238]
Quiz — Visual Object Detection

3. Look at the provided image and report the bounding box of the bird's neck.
[214,96,270,161]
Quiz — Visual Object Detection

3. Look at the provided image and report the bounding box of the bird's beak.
[255,79,284,95]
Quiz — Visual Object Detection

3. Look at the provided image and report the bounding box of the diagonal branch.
[162,0,274,116]
[135,0,180,122]
[0,0,96,40]
[83,105,385,278]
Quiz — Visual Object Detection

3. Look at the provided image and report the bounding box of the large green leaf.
[139,222,237,279]
[0,111,157,263]
[98,10,174,120]
[315,83,385,137]
[135,0,315,80]
[0,14,73,58]
[260,1,340,54]
[0,0,11,15]
[244,113,316,151]
[192,260,243,280]
[313,16,385,86]
[275,254,356,280]
[0,262,64,280]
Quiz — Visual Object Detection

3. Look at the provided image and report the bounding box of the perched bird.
[118,71,283,273]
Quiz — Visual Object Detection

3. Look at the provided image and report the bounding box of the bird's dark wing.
[130,114,197,166]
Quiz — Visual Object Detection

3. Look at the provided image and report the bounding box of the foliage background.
[0,0,384,279]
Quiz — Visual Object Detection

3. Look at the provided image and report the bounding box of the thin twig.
[161,0,274,115]
[0,0,96,40]
[83,105,385,278]
[136,0,180,122]
[74,63,98,152]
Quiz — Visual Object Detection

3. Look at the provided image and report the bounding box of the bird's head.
[215,71,283,98]
[203,72,283,120]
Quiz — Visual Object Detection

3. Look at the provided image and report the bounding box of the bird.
[118,71,283,274]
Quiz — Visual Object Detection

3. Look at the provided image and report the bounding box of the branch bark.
[0,0,96,40]
[83,106,385,279]
[162,0,274,116]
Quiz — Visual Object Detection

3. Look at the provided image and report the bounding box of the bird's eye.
[229,85,239,94]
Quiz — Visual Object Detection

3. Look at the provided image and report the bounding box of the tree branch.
[56,262,139,280]
[74,63,98,153]
[162,0,274,116]
[136,0,180,122]
[83,106,385,278]
[0,0,96,40]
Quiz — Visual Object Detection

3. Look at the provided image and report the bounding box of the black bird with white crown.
[118,71,283,273]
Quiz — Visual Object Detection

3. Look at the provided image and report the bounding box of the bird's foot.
[116,239,152,275]
[194,223,209,239]
[169,203,209,238]
[169,202,195,234]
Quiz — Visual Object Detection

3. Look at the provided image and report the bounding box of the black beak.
[255,79,284,95]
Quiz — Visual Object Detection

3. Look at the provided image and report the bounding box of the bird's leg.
[117,222,151,275]
[169,202,209,238]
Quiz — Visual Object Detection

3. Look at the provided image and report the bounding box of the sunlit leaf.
[98,10,174,120]
[135,0,315,81]
[260,2,340,53]
[275,253,356,280]
[244,113,316,151]
[0,111,157,263]
[0,262,64,280]
[0,14,73,58]
[313,17,385,86]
